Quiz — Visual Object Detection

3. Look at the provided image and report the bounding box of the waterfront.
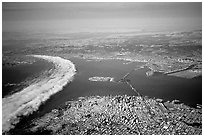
[18,95,202,135]
[2,56,202,134]
[29,57,202,118]
[2,2,202,135]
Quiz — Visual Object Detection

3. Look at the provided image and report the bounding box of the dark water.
[37,58,201,116]
[3,57,201,116]
[6,57,202,134]
[2,59,53,97]
[130,67,202,107]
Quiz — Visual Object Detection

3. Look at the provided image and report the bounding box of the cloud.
[2,55,76,133]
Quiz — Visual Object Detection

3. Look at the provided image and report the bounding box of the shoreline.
[2,55,77,133]
[16,95,202,135]
[2,55,201,134]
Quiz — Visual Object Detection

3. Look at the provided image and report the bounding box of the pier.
[164,64,196,75]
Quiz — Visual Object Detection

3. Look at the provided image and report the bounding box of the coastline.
[2,55,202,134]
[2,55,76,133]
[26,95,202,135]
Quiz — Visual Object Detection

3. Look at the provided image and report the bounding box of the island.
[89,77,114,82]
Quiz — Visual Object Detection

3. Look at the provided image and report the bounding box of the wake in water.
[2,55,76,133]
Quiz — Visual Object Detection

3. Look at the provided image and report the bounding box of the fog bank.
[2,55,76,133]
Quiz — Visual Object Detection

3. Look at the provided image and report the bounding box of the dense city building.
[28,95,202,135]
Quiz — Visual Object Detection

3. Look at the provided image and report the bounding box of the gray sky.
[2,2,202,33]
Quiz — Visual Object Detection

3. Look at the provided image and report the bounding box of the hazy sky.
[2,2,202,33]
